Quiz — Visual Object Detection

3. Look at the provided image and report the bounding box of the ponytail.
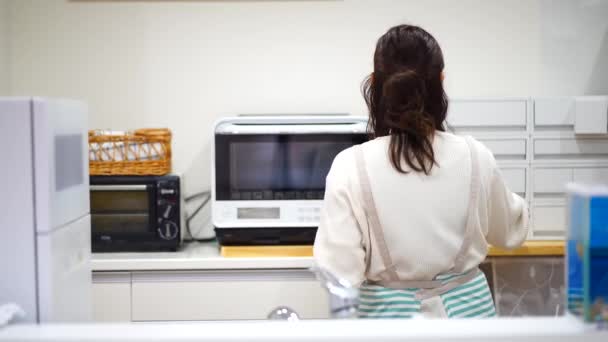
[363,25,448,175]
[382,70,436,173]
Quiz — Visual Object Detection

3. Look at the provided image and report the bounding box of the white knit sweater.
[313,131,529,286]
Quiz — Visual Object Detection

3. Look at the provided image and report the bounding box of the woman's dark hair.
[362,25,448,175]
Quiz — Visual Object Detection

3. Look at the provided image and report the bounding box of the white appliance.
[212,115,368,245]
[0,97,91,323]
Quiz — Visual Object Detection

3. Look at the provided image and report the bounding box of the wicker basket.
[88,128,172,176]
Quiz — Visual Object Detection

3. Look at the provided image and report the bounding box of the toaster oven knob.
[158,221,179,240]
[162,204,173,219]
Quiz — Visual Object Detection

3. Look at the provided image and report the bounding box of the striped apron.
[354,136,496,319]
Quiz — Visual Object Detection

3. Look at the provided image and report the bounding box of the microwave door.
[215,133,367,202]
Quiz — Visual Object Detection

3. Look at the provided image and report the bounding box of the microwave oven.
[90,175,182,252]
[212,115,368,245]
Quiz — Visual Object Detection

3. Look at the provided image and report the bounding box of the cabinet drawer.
[131,271,329,321]
[574,97,608,134]
[532,205,566,237]
[534,98,575,128]
[500,168,527,195]
[573,168,608,184]
[449,100,527,128]
[534,138,608,159]
[534,97,608,134]
[479,138,527,160]
[92,272,132,322]
[533,168,573,194]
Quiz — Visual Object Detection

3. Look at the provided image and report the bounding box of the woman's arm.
[313,151,367,287]
[483,157,530,250]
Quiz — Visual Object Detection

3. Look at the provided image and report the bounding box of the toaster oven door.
[90,185,157,246]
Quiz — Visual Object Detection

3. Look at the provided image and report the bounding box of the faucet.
[267,266,359,320]
[312,265,360,319]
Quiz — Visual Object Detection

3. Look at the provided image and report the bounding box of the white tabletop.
[1,316,607,342]
[91,241,314,272]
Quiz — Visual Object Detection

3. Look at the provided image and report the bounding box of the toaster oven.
[90,175,182,252]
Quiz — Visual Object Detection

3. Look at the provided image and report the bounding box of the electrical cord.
[184,191,210,202]
[183,191,215,242]
[186,192,210,222]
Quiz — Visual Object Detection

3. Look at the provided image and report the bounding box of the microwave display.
[215,134,367,201]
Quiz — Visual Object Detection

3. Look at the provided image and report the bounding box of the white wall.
[0,0,8,95]
[5,0,608,192]
[539,0,608,95]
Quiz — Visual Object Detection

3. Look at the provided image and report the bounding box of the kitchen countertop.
[91,240,565,272]
[1,316,606,342]
[91,242,313,271]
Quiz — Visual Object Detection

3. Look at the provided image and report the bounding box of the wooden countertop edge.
[487,241,565,256]
[221,241,566,258]
[220,245,314,258]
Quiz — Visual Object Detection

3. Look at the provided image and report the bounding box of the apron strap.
[357,135,481,285]
[450,136,481,274]
[369,268,482,301]
[354,145,400,282]
[368,278,444,289]
[415,268,481,301]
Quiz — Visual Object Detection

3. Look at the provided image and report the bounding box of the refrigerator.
[0,97,91,323]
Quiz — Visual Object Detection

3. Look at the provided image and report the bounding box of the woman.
[313,25,528,319]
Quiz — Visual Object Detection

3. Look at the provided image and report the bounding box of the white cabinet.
[130,270,329,321]
[534,98,575,128]
[479,138,527,160]
[530,164,608,239]
[532,168,572,194]
[530,97,608,239]
[531,165,608,198]
[447,99,531,199]
[534,138,608,159]
[574,97,608,134]
[530,167,570,239]
[449,99,528,129]
[92,272,131,322]
[92,269,329,322]
[533,96,608,134]
[532,205,566,234]
[500,167,527,196]
[573,167,608,184]
[531,199,567,239]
